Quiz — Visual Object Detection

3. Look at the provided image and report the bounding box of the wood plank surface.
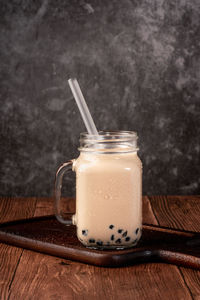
[179,268,200,299]
[142,196,158,225]
[6,196,197,300]
[0,197,37,300]
[33,197,75,217]
[149,195,200,300]
[8,251,194,300]
[149,196,200,231]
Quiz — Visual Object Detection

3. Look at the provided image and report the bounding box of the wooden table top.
[0,196,200,300]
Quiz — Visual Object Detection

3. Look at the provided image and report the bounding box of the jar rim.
[79,131,139,153]
[80,130,137,141]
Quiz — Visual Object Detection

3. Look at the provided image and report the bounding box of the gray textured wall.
[0,0,200,197]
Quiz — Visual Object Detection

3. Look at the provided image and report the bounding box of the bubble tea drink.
[55,131,142,249]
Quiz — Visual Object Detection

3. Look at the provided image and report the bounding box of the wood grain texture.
[6,197,196,300]
[0,197,37,300]
[0,197,37,223]
[149,195,200,299]
[8,255,193,300]
[0,244,22,300]
[33,197,75,217]
[142,196,158,225]
[1,215,200,268]
[179,268,200,299]
[149,195,200,231]
[8,197,76,300]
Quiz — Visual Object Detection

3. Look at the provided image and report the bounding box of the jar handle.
[55,160,75,225]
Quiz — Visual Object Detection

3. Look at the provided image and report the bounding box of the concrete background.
[0,0,200,197]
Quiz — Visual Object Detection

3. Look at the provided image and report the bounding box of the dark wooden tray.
[0,215,199,269]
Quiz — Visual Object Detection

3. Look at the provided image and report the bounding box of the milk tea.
[73,151,142,249]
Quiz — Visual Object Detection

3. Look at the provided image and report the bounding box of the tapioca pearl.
[96,240,103,246]
[89,239,95,243]
[122,231,128,237]
[109,225,114,229]
[82,230,88,236]
[132,238,138,244]
[135,228,139,235]
[118,229,123,234]
[111,234,115,241]
[115,238,122,244]
[125,237,130,242]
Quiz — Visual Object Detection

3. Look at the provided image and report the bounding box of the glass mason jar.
[55,131,142,249]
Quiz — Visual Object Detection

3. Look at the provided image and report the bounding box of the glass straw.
[68,78,98,135]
